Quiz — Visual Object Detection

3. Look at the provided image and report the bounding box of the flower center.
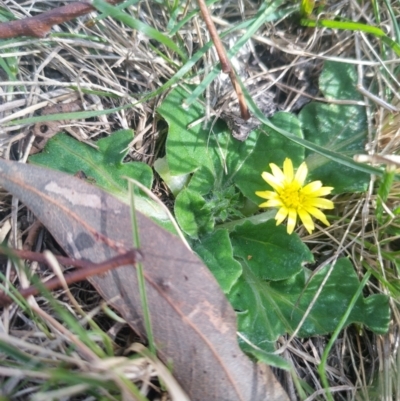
[279,182,304,209]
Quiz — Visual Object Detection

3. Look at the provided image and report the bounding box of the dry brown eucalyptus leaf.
[0,1,124,39]
[0,159,289,401]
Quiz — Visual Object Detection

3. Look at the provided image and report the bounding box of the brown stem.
[196,0,231,73]
[0,249,143,307]
[23,220,43,251]
[196,0,250,120]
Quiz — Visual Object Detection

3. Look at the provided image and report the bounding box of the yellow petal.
[283,158,294,182]
[275,207,288,225]
[269,163,286,182]
[308,186,334,197]
[261,171,283,191]
[304,206,331,226]
[263,199,284,208]
[302,180,322,194]
[306,197,334,209]
[255,190,277,200]
[298,209,315,234]
[294,162,308,186]
[287,208,297,234]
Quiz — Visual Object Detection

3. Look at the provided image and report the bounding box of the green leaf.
[230,221,313,281]
[188,127,260,196]
[239,342,291,370]
[299,61,370,193]
[319,60,362,100]
[235,112,305,205]
[30,131,150,197]
[158,86,214,177]
[193,229,242,293]
[174,189,214,239]
[29,131,175,232]
[229,257,390,353]
[153,156,190,197]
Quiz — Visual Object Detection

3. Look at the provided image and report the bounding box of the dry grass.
[0,0,399,400]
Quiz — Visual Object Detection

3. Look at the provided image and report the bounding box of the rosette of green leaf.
[158,87,304,230]
[158,70,390,356]
[159,59,379,207]
[29,130,174,233]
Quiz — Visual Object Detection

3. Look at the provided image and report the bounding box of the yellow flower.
[256,158,334,234]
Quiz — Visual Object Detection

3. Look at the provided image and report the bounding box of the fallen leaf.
[0,159,288,401]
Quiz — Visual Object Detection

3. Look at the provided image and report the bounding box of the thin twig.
[196,0,250,120]
[0,248,143,306]
[196,0,231,73]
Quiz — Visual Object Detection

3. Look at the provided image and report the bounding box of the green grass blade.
[300,0,315,18]
[382,0,400,43]
[92,0,188,63]
[26,274,107,358]
[372,0,381,25]
[0,56,16,81]
[128,181,156,356]
[130,18,262,104]
[169,0,220,35]
[301,18,400,56]
[0,339,40,365]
